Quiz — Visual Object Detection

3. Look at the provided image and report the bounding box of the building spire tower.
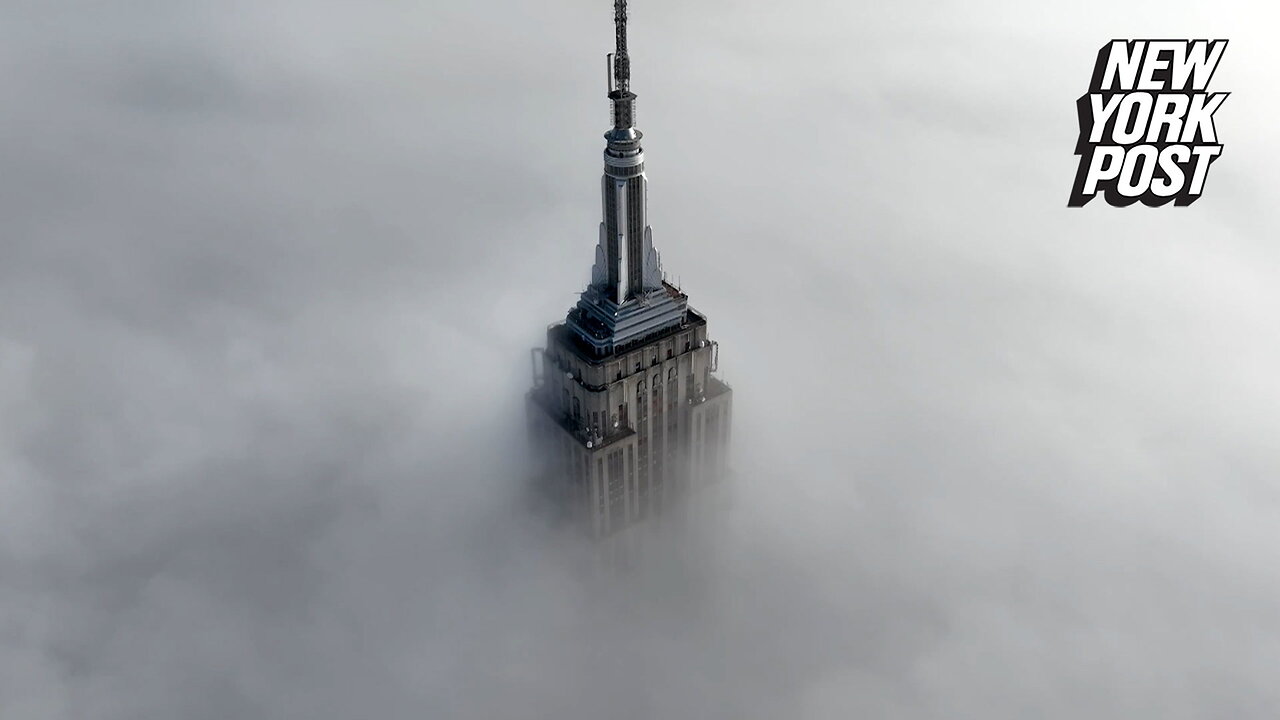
[527,2,732,542]
[569,0,680,345]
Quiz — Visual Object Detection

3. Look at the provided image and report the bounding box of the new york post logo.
[1069,40,1228,207]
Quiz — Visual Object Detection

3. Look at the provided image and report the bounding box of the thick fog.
[2,1,1278,718]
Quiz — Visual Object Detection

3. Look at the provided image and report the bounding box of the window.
[668,367,677,381]
[634,360,641,373]
[667,347,673,359]
[572,397,580,422]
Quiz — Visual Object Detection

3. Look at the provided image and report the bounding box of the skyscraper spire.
[566,0,685,355]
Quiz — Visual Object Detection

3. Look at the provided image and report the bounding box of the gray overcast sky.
[2,1,1279,718]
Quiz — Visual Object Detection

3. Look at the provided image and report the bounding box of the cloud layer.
[2,1,1278,718]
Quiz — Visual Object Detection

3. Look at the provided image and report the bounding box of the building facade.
[526,0,732,539]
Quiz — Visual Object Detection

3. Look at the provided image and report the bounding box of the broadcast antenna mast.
[613,0,630,94]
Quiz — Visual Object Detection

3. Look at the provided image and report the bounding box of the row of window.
[613,336,697,381]
[605,162,644,178]
[562,364,707,448]
[635,367,682,394]
[550,332,703,388]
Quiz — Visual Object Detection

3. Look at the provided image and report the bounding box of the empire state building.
[527,1,733,539]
